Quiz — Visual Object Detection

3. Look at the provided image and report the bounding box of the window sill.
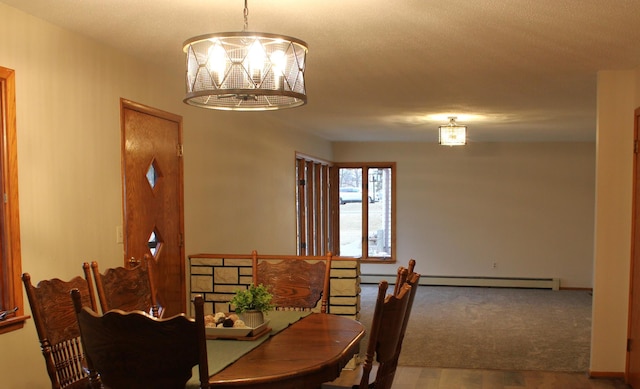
[360,258,396,264]
[0,315,30,334]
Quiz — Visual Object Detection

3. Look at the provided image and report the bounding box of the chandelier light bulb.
[207,42,227,85]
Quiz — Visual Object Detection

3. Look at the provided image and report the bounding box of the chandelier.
[182,0,308,111]
[439,117,467,146]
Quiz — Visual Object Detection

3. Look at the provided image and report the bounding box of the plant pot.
[239,310,264,328]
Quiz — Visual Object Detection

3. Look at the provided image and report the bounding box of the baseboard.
[560,286,593,292]
[588,370,625,379]
[360,274,560,290]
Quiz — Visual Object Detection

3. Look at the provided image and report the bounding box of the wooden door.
[627,106,640,387]
[121,99,185,317]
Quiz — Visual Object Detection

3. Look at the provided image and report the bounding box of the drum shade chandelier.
[439,117,467,146]
[182,0,308,111]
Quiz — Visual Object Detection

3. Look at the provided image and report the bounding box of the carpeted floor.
[357,284,592,372]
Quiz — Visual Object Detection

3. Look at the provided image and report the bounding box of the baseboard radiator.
[360,274,560,291]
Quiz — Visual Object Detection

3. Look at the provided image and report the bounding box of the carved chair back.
[252,251,332,313]
[22,265,98,389]
[89,255,162,317]
[71,290,209,389]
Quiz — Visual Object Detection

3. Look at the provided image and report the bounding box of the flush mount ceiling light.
[182,0,308,111]
[439,117,467,146]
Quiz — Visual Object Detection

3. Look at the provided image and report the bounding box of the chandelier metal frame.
[183,0,308,111]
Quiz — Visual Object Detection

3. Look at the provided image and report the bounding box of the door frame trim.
[626,106,640,383]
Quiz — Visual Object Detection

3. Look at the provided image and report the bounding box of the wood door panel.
[122,100,185,317]
[628,107,640,388]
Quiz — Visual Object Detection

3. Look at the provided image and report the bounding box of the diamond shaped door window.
[146,159,163,191]
[148,228,163,257]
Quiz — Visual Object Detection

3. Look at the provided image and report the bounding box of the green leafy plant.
[230,283,274,313]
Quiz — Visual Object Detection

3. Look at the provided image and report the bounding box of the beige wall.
[184,112,332,254]
[334,142,596,288]
[1,2,638,386]
[590,68,640,374]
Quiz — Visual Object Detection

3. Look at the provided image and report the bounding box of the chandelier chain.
[243,0,249,31]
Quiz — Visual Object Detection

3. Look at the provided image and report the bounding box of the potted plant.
[230,283,274,327]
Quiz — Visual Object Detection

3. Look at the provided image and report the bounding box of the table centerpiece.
[230,283,274,327]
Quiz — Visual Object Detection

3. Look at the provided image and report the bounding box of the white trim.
[360,275,560,290]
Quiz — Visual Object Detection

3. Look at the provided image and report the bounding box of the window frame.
[332,162,396,263]
[295,153,334,256]
[0,66,27,334]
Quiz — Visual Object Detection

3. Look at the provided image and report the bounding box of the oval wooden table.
[208,313,365,389]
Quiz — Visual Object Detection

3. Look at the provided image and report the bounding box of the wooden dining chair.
[323,260,421,389]
[252,250,333,313]
[89,255,162,317]
[356,279,414,389]
[71,289,209,389]
[393,260,420,345]
[22,265,99,389]
[385,260,421,386]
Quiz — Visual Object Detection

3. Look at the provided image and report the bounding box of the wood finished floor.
[323,366,631,389]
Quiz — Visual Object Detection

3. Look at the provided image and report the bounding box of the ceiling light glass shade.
[439,119,467,146]
[183,32,308,111]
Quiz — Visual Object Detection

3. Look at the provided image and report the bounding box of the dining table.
[187,311,365,389]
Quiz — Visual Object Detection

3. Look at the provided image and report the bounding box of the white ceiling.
[5,0,640,142]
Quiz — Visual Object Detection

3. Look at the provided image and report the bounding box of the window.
[295,155,395,262]
[295,154,333,256]
[0,66,26,334]
[334,163,395,262]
